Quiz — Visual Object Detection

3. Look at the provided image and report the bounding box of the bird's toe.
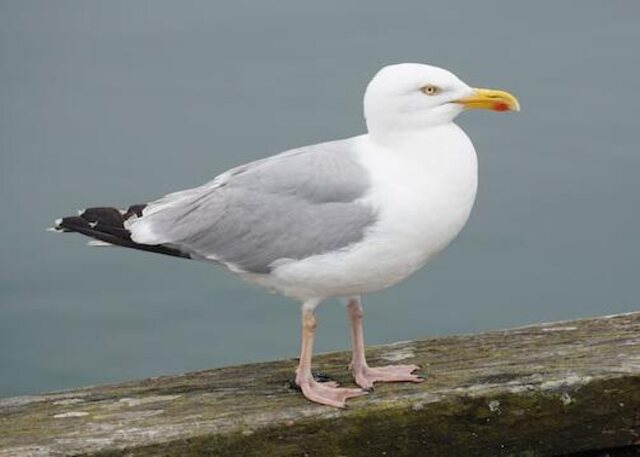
[352,364,425,389]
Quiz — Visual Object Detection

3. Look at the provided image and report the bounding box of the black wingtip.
[124,204,146,219]
[79,207,124,227]
[53,204,190,260]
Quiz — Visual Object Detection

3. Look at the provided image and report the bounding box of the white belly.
[246,126,478,301]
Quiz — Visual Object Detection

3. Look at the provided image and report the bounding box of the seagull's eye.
[421,85,441,96]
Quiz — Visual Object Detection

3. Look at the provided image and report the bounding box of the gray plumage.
[128,138,377,273]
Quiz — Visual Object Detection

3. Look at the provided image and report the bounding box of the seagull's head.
[364,63,519,139]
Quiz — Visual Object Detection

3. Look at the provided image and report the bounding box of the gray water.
[1,1,639,398]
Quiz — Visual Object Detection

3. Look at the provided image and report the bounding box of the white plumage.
[247,127,478,301]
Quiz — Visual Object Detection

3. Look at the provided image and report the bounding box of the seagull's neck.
[367,122,468,153]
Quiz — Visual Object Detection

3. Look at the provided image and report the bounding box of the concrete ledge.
[1,312,640,456]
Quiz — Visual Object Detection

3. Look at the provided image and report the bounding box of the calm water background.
[1,1,639,397]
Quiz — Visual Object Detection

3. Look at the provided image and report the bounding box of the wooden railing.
[1,312,639,456]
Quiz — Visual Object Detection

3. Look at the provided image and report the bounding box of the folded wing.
[126,138,376,274]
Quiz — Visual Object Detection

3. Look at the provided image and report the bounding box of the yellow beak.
[455,88,520,112]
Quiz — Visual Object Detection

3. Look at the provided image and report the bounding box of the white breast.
[250,124,478,301]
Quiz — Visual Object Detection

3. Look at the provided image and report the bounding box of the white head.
[364,63,519,141]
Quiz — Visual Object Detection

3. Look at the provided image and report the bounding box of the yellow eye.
[421,85,440,96]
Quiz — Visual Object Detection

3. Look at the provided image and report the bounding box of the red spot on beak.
[493,102,509,112]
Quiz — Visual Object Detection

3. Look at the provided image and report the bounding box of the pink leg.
[295,302,367,408]
[347,297,423,390]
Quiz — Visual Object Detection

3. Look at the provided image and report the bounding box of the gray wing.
[127,137,376,273]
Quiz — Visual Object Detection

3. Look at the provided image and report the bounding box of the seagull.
[52,63,519,408]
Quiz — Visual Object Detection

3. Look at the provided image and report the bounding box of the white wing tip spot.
[87,240,112,247]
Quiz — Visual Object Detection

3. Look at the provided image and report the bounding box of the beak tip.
[457,88,520,113]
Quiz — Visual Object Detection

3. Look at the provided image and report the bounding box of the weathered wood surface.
[1,312,640,457]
